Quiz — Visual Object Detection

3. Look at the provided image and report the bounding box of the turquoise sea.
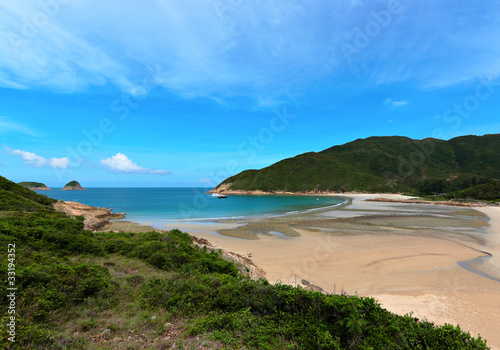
[37,188,345,222]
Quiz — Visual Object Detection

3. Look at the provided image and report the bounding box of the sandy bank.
[475,207,500,280]
[167,194,500,348]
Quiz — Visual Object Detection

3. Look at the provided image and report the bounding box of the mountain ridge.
[213,134,500,199]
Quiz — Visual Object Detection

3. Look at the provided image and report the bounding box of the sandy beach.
[155,194,500,349]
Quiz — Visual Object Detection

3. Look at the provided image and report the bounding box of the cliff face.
[62,186,87,191]
[28,186,51,191]
[62,180,87,191]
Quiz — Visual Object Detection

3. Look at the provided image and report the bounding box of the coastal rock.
[53,201,125,231]
[207,182,233,193]
[221,250,267,280]
[27,186,51,191]
[300,279,324,292]
[191,236,266,280]
[62,180,87,191]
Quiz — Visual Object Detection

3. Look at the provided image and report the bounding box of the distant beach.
[149,193,500,349]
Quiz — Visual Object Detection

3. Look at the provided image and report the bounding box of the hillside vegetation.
[0,175,490,349]
[0,177,55,211]
[17,182,50,190]
[64,180,81,187]
[62,180,86,190]
[215,134,500,199]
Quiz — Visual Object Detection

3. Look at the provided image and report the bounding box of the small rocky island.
[18,182,51,191]
[62,180,87,191]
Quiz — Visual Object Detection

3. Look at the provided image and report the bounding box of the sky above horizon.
[1,0,499,187]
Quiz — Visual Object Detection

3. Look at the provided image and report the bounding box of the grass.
[53,255,199,349]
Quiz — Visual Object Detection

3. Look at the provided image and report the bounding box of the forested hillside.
[215,134,500,199]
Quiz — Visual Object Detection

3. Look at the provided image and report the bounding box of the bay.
[37,188,345,222]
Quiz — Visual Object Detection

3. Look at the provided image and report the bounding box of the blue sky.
[1,0,499,187]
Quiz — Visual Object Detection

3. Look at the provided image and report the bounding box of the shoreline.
[99,193,500,348]
[145,193,500,349]
[209,188,498,207]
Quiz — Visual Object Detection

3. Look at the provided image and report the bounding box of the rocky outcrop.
[220,250,267,280]
[53,201,125,231]
[191,236,266,280]
[27,186,51,191]
[207,183,233,194]
[62,180,87,191]
[62,186,86,191]
[300,279,325,292]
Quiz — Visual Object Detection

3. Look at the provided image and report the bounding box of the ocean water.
[37,188,345,222]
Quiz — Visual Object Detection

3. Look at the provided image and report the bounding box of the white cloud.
[1,1,499,100]
[100,153,170,175]
[8,148,69,168]
[199,177,215,184]
[384,99,408,107]
[392,100,408,107]
[0,1,359,99]
[49,157,70,169]
[0,117,42,137]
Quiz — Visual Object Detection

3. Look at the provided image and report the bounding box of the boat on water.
[211,193,228,198]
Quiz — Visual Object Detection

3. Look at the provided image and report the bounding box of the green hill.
[18,181,49,189]
[0,176,56,211]
[62,180,86,190]
[64,180,80,187]
[215,134,500,198]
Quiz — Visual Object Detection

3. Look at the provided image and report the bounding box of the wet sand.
[156,194,500,349]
